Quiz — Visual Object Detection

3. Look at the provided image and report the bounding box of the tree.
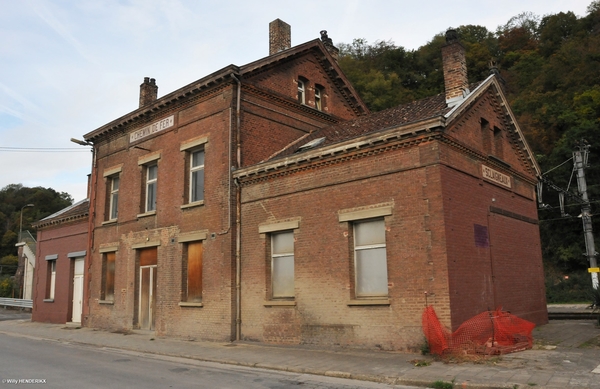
[0,184,73,258]
[0,255,18,277]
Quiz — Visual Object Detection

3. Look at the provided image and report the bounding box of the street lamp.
[19,204,34,242]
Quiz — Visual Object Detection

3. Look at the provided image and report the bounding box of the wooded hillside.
[338,1,600,302]
[0,184,72,296]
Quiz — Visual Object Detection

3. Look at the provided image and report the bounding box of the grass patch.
[578,335,600,349]
[431,379,454,389]
[409,359,431,367]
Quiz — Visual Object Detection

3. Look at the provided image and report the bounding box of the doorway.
[71,257,84,323]
[138,248,157,330]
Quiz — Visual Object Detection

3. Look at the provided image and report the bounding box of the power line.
[0,147,90,153]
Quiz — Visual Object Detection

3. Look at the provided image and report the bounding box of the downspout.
[231,73,242,341]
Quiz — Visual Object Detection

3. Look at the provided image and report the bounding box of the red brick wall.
[86,51,365,340]
[239,127,546,350]
[87,87,237,340]
[439,90,547,328]
[32,221,88,324]
[439,162,547,328]
[247,53,358,120]
[240,141,451,351]
[240,53,362,167]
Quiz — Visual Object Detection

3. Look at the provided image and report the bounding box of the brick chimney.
[139,77,158,108]
[269,19,291,55]
[320,30,339,61]
[441,29,469,106]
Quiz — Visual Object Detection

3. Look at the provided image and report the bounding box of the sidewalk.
[0,307,598,389]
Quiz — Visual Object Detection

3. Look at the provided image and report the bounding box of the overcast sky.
[0,0,593,203]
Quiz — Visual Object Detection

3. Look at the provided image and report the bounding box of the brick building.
[71,21,546,349]
[79,20,365,340]
[31,199,89,324]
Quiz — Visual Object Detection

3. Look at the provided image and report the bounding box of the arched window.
[297,77,307,104]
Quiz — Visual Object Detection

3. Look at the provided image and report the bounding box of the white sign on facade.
[130,115,175,143]
[482,164,511,188]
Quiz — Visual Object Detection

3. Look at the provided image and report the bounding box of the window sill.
[98,300,114,305]
[137,210,157,218]
[347,299,390,306]
[180,201,204,210]
[178,302,203,307]
[102,219,117,226]
[43,299,54,303]
[264,300,296,307]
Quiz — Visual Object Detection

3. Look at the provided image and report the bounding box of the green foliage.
[0,255,18,277]
[431,380,454,389]
[420,338,430,355]
[0,184,73,258]
[0,276,14,298]
[545,268,593,303]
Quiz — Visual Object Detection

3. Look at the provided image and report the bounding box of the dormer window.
[296,137,326,153]
[297,78,306,104]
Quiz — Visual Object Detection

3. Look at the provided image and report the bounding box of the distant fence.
[0,298,33,309]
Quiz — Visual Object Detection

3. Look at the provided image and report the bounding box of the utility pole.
[573,141,599,289]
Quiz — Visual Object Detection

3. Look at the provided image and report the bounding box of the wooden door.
[138,248,157,330]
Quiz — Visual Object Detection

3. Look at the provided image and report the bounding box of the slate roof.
[266,92,451,161]
[32,198,89,229]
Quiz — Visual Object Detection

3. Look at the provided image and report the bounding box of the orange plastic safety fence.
[422,306,535,356]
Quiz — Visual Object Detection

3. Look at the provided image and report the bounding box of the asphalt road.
[0,332,420,389]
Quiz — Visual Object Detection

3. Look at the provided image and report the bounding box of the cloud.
[28,1,98,65]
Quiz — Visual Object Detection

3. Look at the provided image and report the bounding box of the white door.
[72,258,84,323]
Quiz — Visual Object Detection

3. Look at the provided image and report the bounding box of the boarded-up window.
[185,242,203,302]
[354,218,388,297]
[481,118,491,155]
[102,252,116,301]
[474,224,490,248]
[271,231,294,298]
[493,127,503,159]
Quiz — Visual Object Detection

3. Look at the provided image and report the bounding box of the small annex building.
[15,231,36,301]
[66,20,546,351]
[31,199,89,325]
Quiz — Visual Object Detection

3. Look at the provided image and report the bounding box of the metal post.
[19,204,34,242]
[573,142,598,289]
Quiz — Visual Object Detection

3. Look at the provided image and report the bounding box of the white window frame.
[259,220,300,302]
[353,218,388,298]
[109,175,119,220]
[297,79,306,104]
[189,149,205,203]
[145,164,157,212]
[271,230,295,299]
[315,86,323,111]
[49,260,56,300]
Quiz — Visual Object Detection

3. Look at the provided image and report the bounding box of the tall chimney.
[441,29,469,106]
[269,19,291,55]
[139,77,158,108]
[320,30,339,61]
